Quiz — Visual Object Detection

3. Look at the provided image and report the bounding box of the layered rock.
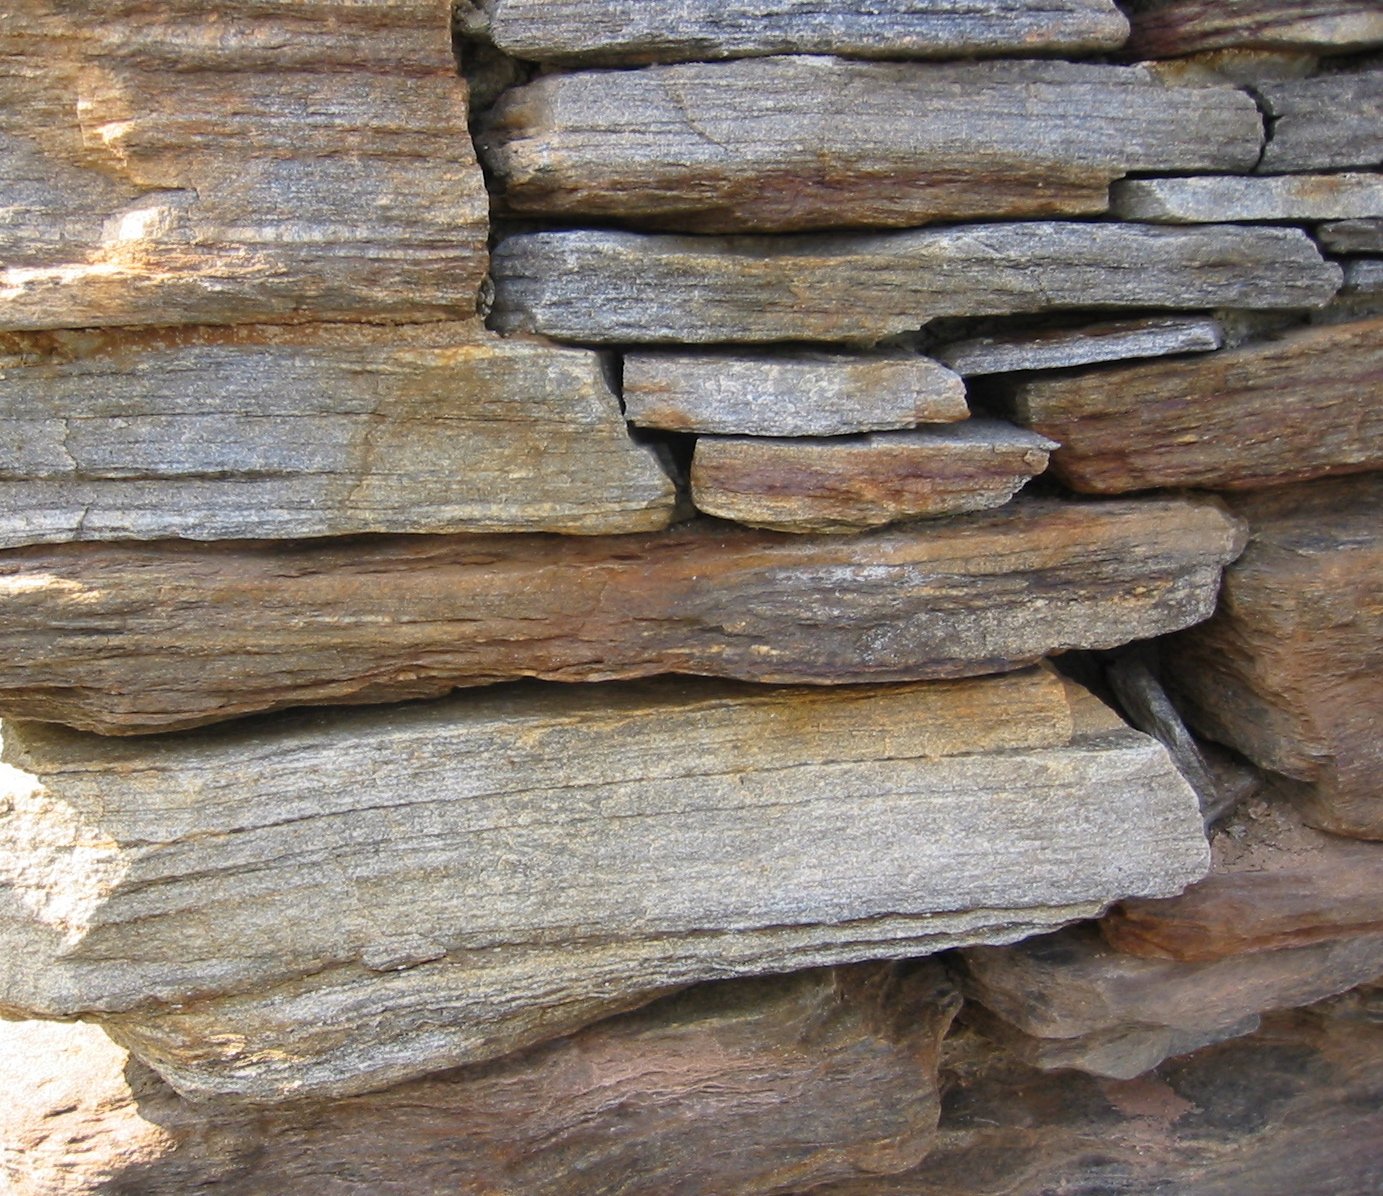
[1256,71,1383,173]
[1124,1,1383,57]
[934,316,1224,376]
[1318,217,1383,254]
[0,668,1210,1102]
[1110,172,1383,223]
[0,497,1244,734]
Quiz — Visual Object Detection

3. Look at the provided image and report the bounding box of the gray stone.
[1343,258,1383,293]
[1257,70,1383,173]
[934,316,1225,376]
[1111,172,1383,223]
[1317,217,1383,254]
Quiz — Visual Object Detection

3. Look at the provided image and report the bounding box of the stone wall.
[1,1,1380,1191]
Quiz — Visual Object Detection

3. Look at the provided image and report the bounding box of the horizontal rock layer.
[688,423,1055,533]
[492,223,1340,344]
[1007,316,1383,492]
[623,351,968,436]
[1256,71,1383,173]
[1316,217,1383,254]
[0,497,1245,734]
[467,0,1131,64]
[479,59,1262,232]
[1124,1,1383,57]
[0,325,676,544]
[1111,172,1383,223]
[934,316,1225,376]
[0,670,1209,1102]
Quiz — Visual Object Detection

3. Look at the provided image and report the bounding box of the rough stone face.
[1006,316,1383,492]
[0,497,1245,734]
[478,60,1262,233]
[0,669,1210,1102]
[0,325,676,545]
[934,316,1225,376]
[1110,172,1383,223]
[1343,258,1383,294]
[0,964,960,1196]
[1124,1,1383,57]
[960,924,1383,1079]
[622,351,968,436]
[1257,71,1383,173]
[689,423,1056,533]
[1317,217,1383,254]
[464,0,1132,65]
[0,0,488,332]
[1163,475,1383,839]
[491,224,1340,344]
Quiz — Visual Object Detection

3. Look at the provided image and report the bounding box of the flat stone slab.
[0,1,487,331]
[478,59,1261,232]
[465,0,1131,64]
[1006,315,1383,492]
[1257,71,1383,173]
[0,669,1209,1102]
[622,351,968,436]
[0,497,1245,734]
[689,423,1056,533]
[491,224,1341,345]
[934,316,1224,376]
[1124,1,1383,58]
[1111,172,1383,223]
[1317,218,1383,254]
[0,325,676,545]
[1343,258,1383,293]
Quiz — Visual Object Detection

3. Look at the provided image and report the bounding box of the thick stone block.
[1257,71,1383,173]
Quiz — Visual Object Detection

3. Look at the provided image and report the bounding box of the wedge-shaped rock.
[466,0,1131,65]
[1007,316,1383,492]
[1257,71,1383,173]
[1317,217,1383,254]
[623,352,968,436]
[0,497,1245,734]
[492,224,1340,344]
[690,423,1056,533]
[961,924,1383,1079]
[1124,1,1383,57]
[1163,476,1383,839]
[0,325,675,544]
[0,669,1210,1102]
[1111,173,1383,223]
[479,60,1261,233]
[0,2,487,331]
[934,316,1224,376]
[1,965,959,1195]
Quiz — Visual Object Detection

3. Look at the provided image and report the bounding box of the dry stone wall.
[1,0,1380,1191]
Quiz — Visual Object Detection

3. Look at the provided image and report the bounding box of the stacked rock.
[1,1,1379,1191]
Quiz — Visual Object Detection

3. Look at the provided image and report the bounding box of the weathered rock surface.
[934,316,1224,376]
[1124,1,1383,57]
[1111,172,1383,223]
[491,224,1340,344]
[689,423,1056,533]
[1343,257,1383,294]
[623,351,968,436]
[0,964,960,1196]
[960,924,1383,1079]
[1317,217,1383,253]
[0,497,1245,734]
[464,0,1131,65]
[1163,475,1383,839]
[0,669,1210,1102]
[0,325,676,545]
[0,1,487,331]
[1007,316,1383,492]
[1257,71,1383,173]
[478,60,1261,233]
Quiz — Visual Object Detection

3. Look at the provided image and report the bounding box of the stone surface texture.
[1317,217,1383,254]
[1124,1,1383,57]
[1110,172,1383,223]
[934,316,1225,375]
[1257,71,1383,172]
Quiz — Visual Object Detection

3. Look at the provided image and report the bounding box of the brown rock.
[1124,1,1383,58]
[1006,316,1383,492]
[689,423,1056,533]
[0,963,960,1195]
[0,497,1245,734]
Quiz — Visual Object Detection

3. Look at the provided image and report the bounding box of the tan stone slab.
[1111,172,1383,223]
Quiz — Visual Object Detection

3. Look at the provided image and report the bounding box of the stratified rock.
[1343,258,1383,294]
[0,965,960,1196]
[623,352,967,436]
[960,924,1383,1079]
[1102,800,1383,961]
[689,423,1055,533]
[492,224,1340,344]
[0,325,675,545]
[1124,1,1383,57]
[1317,217,1383,253]
[1007,316,1383,492]
[1163,475,1383,839]
[934,316,1224,376]
[1257,71,1383,172]
[0,669,1210,1102]
[0,1,487,331]
[464,0,1131,65]
[1111,172,1383,223]
[0,497,1245,734]
[478,60,1261,233]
